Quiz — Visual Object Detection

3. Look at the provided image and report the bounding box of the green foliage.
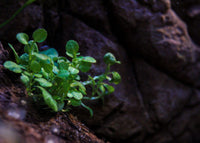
[3,28,121,116]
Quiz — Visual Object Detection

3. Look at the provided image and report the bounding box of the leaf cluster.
[4,28,121,116]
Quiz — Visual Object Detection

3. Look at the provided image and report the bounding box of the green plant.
[3,28,121,116]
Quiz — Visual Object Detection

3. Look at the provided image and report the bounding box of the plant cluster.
[4,28,121,116]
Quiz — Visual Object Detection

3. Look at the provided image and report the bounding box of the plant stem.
[0,0,36,28]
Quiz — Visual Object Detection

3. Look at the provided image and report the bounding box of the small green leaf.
[99,85,105,93]
[69,98,81,106]
[41,68,49,79]
[34,74,42,78]
[57,70,70,78]
[33,53,49,61]
[4,61,23,73]
[33,28,47,43]
[20,74,29,85]
[52,66,59,74]
[41,62,53,73]
[110,72,121,84]
[66,40,79,57]
[79,62,91,72]
[67,91,73,98]
[30,61,41,72]
[72,91,83,100]
[28,40,39,52]
[19,53,29,65]
[68,66,79,74]
[77,56,96,63]
[40,48,58,59]
[37,86,58,112]
[35,78,52,87]
[104,84,115,94]
[59,61,69,70]
[16,33,29,45]
[8,43,19,63]
[103,52,120,65]
[71,81,86,95]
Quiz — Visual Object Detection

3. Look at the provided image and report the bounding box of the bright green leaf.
[33,28,47,43]
[35,78,52,87]
[72,91,83,100]
[34,73,42,78]
[110,72,121,84]
[77,56,96,63]
[104,84,115,94]
[20,74,29,85]
[68,66,79,74]
[16,33,29,45]
[37,86,58,112]
[4,61,23,73]
[33,52,49,61]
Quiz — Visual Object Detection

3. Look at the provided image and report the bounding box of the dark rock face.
[0,0,200,143]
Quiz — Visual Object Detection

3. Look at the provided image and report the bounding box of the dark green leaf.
[33,28,47,43]
[4,61,23,73]
[28,40,39,52]
[40,61,53,73]
[79,62,91,72]
[30,61,41,72]
[69,98,81,107]
[16,33,29,45]
[66,40,79,57]
[59,61,69,70]
[35,78,52,87]
[37,86,58,112]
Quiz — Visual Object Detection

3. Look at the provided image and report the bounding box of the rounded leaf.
[66,40,79,57]
[30,61,41,72]
[33,28,47,43]
[110,72,121,84]
[79,62,91,72]
[103,52,120,65]
[16,33,29,45]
